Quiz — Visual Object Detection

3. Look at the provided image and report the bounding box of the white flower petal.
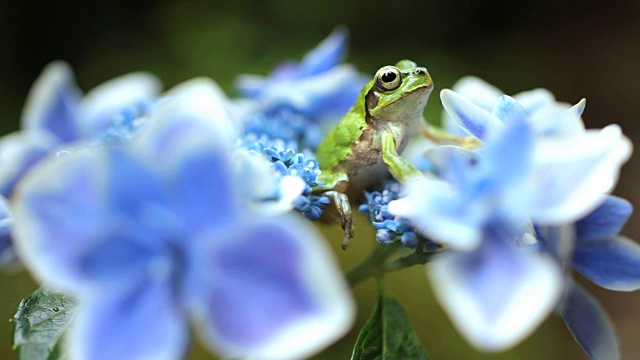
[428,245,563,351]
[512,88,556,112]
[530,124,632,224]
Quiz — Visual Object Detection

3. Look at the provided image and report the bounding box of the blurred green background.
[1,0,639,359]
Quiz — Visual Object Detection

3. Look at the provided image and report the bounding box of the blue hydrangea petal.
[71,281,188,360]
[78,230,158,287]
[440,89,504,140]
[390,176,485,250]
[21,61,81,143]
[105,149,170,224]
[0,130,59,197]
[492,95,527,126]
[191,216,354,359]
[560,279,620,360]
[170,144,239,232]
[428,225,563,351]
[134,79,236,161]
[13,151,110,290]
[571,236,640,291]
[77,72,161,137]
[482,122,534,189]
[424,144,477,173]
[290,65,366,121]
[576,195,632,242]
[0,201,16,267]
[235,74,266,99]
[297,27,348,78]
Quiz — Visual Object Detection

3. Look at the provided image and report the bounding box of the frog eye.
[375,67,402,91]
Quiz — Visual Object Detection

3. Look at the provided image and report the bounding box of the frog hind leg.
[420,122,482,149]
[324,190,355,250]
[314,171,354,250]
[381,131,422,183]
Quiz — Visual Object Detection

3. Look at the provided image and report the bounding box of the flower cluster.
[358,182,421,248]
[389,78,637,357]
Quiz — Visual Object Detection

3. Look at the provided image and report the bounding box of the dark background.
[1,1,639,359]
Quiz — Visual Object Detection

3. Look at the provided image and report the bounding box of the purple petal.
[21,61,81,142]
[428,225,562,350]
[572,236,640,291]
[71,280,187,360]
[297,27,348,78]
[0,130,59,197]
[576,195,632,242]
[560,280,619,360]
[440,89,503,139]
[191,216,354,359]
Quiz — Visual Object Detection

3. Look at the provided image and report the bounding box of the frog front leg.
[381,131,422,183]
[315,171,355,250]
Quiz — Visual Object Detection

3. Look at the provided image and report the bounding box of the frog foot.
[324,190,355,250]
[457,135,482,150]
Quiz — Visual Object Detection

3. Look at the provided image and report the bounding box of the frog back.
[315,81,371,170]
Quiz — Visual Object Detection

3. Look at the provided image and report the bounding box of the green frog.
[315,59,473,249]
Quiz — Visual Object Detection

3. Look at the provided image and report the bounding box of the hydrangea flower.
[0,62,161,270]
[389,91,632,350]
[0,61,161,197]
[12,79,355,360]
[537,196,640,360]
[441,76,585,137]
[235,27,365,126]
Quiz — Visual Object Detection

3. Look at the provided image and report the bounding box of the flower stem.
[382,247,442,273]
[346,243,443,286]
[346,242,401,286]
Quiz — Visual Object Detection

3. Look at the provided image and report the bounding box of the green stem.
[346,242,401,286]
[346,243,444,287]
[382,248,442,273]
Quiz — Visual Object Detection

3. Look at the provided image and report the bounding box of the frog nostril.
[415,68,427,76]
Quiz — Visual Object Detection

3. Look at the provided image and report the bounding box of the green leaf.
[12,288,77,360]
[351,283,428,360]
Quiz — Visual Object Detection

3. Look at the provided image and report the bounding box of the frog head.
[365,60,434,122]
